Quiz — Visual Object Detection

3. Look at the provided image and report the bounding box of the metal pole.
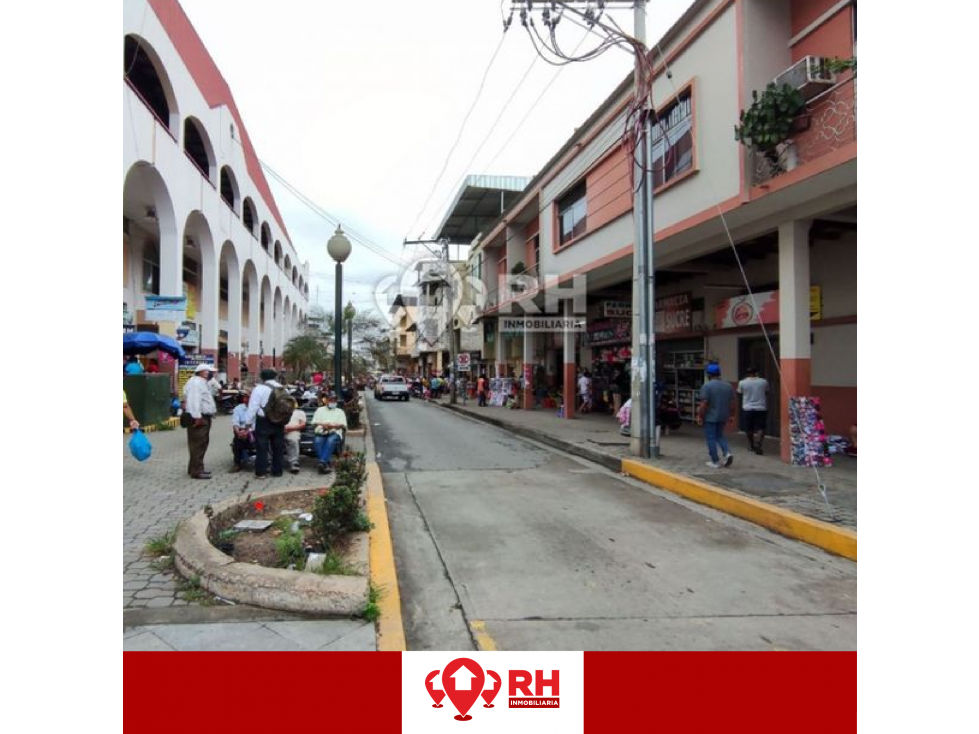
[334,261,342,398]
[645,114,659,457]
[630,0,654,458]
[445,239,458,404]
[346,316,353,386]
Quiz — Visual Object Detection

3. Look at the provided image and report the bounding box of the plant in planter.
[734,82,806,175]
[510,261,527,292]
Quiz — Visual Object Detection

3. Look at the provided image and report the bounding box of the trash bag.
[129,429,152,462]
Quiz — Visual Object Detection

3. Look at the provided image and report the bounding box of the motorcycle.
[218,390,242,414]
[409,381,424,399]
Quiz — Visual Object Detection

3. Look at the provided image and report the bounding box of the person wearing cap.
[245,368,286,478]
[738,366,770,455]
[697,361,736,469]
[183,363,218,479]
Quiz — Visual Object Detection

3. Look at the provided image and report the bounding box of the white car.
[374,374,410,401]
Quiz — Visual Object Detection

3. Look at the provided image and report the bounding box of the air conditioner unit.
[773,55,835,100]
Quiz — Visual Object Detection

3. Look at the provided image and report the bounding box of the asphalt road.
[368,395,857,651]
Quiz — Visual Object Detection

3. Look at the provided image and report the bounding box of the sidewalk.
[432,398,856,531]
[123,414,376,651]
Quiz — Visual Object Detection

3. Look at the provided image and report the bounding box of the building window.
[142,241,160,294]
[651,89,694,190]
[557,181,587,246]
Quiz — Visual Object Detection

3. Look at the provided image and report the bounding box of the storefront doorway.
[738,336,780,437]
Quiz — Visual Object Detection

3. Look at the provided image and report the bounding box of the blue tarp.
[123,332,186,360]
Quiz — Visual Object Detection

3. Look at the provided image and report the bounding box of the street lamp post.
[344,300,356,387]
[327,226,352,400]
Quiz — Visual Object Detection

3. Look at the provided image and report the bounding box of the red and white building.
[123,0,309,380]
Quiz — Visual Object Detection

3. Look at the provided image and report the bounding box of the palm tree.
[282,335,329,380]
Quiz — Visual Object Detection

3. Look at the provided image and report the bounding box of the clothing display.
[789,396,832,467]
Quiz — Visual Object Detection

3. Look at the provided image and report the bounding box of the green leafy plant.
[352,511,373,533]
[275,531,306,569]
[363,582,383,622]
[217,528,240,542]
[317,550,358,576]
[152,420,176,431]
[144,527,177,557]
[734,82,806,169]
[510,261,526,275]
[312,452,368,550]
[826,56,856,74]
[177,574,214,605]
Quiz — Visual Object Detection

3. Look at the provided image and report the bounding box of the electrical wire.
[405,31,510,240]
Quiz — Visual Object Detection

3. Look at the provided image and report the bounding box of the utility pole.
[404,237,458,403]
[511,1,657,457]
[629,0,658,458]
[443,238,458,405]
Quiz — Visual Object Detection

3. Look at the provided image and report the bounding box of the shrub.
[311,451,368,550]
[275,531,305,568]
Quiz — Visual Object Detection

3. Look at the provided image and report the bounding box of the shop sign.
[603,301,632,318]
[654,292,692,335]
[715,290,778,329]
[597,346,632,363]
[145,295,187,323]
[177,321,200,348]
[585,319,631,347]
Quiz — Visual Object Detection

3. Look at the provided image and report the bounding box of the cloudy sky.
[179,0,694,321]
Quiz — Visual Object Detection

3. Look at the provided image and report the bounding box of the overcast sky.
[179,0,694,321]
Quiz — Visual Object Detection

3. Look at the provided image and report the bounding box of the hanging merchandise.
[789,396,832,467]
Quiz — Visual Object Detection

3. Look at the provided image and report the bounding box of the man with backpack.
[245,368,291,478]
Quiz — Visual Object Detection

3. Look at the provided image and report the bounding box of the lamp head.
[327,225,352,263]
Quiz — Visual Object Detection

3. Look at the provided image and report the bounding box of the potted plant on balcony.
[510,261,527,293]
[734,82,806,177]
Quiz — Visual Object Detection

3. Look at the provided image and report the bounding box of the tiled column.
[778,218,813,462]
[563,300,575,419]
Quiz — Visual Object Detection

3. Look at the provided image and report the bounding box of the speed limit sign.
[457,353,471,371]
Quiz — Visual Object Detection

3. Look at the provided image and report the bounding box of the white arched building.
[123,0,308,380]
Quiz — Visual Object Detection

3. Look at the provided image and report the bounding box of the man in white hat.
[183,363,218,479]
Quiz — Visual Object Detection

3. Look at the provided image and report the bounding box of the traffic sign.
[457,353,471,371]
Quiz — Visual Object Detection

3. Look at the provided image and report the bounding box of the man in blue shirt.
[229,391,253,473]
[124,356,144,375]
[697,362,736,469]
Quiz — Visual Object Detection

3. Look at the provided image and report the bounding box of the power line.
[405,30,510,240]
[261,160,416,270]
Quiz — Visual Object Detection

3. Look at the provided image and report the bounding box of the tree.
[282,334,329,380]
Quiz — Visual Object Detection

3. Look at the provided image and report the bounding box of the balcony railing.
[475,264,542,317]
[753,75,856,185]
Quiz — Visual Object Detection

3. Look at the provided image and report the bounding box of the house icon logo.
[425,658,501,721]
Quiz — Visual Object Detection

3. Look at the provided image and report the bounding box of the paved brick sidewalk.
[123,415,356,609]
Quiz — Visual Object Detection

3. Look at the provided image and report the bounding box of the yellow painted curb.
[124,417,180,434]
[367,461,407,651]
[470,620,499,651]
[621,459,857,561]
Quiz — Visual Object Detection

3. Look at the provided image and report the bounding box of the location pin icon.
[426,670,445,708]
[481,670,502,708]
[441,657,485,721]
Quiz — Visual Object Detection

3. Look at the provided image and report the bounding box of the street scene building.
[124,0,310,381]
[123,0,857,656]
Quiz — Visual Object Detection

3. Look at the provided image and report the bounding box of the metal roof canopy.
[434,175,531,243]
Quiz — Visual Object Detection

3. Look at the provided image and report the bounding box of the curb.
[621,459,857,561]
[431,401,856,562]
[434,402,621,472]
[362,397,408,651]
[172,486,369,615]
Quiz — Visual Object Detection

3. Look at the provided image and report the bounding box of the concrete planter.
[173,486,369,616]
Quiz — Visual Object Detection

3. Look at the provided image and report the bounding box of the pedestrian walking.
[245,368,288,478]
[183,363,217,479]
[578,370,593,414]
[477,374,487,407]
[696,362,736,469]
[284,397,307,474]
[738,366,770,455]
[123,389,139,431]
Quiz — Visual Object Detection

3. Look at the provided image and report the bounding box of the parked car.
[373,374,410,401]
